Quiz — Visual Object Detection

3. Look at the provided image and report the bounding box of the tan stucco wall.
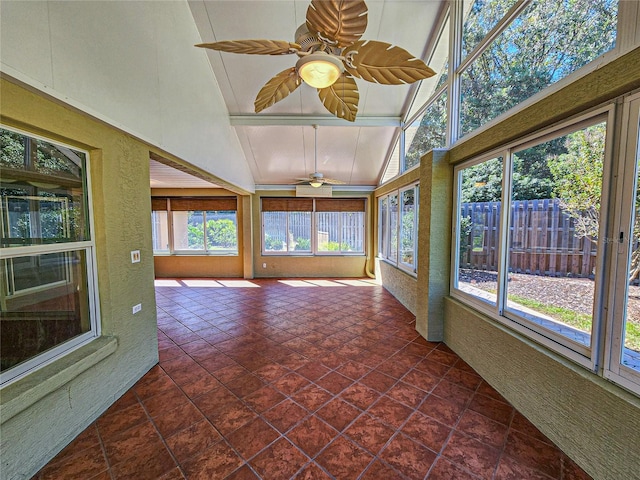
[151,188,245,278]
[251,190,373,278]
[375,258,417,314]
[445,298,640,480]
[0,78,158,479]
[440,46,640,478]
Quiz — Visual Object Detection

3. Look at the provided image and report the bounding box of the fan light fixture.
[296,52,344,89]
[309,179,323,188]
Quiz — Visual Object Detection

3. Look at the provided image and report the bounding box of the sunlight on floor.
[155,278,379,288]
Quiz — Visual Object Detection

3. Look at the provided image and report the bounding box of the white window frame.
[0,126,101,387]
[377,184,419,276]
[604,92,640,392]
[382,0,633,185]
[451,106,615,372]
[261,198,366,256]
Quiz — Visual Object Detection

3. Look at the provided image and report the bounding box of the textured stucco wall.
[251,191,371,278]
[444,298,640,480]
[375,259,417,315]
[416,150,451,341]
[0,79,158,480]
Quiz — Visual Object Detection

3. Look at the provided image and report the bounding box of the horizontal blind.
[262,198,313,212]
[169,197,237,211]
[315,198,366,212]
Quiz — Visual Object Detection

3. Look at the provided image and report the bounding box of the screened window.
[151,197,238,255]
[262,197,365,255]
[0,126,98,385]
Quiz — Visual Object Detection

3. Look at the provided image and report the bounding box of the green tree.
[460,0,617,135]
[548,124,605,246]
[206,218,236,248]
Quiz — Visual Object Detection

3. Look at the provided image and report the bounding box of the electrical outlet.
[132,303,142,314]
[131,250,141,263]
[262,263,267,268]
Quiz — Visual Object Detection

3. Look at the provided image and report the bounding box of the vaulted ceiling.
[183,0,447,188]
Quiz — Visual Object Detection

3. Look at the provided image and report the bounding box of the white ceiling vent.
[296,185,332,197]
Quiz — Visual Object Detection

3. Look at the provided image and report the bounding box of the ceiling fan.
[196,0,435,122]
[296,125,346,188]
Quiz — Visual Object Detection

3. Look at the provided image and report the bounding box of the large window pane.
[389,194,399,263]
[505,122,606,348]
[206,210,238,254]
[459,0,617,137]
[379,197,388,257]
[1,131,89,247]
[264,212,287,252]
[622,119,640,372]
[0,127,96,384]
[173,211,204,250]
[0,251,91,373]
[456,157,503,305]
[405,89,447,170]
[461,0,517,59]
[288,212,311,252]
[263,211,311,253]
[152,211,169,253]
[400,189,416,268]
[317,212,364,253]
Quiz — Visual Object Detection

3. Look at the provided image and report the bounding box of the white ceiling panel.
[181,0,446,188]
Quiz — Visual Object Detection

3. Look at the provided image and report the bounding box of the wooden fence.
[460,198,597,277]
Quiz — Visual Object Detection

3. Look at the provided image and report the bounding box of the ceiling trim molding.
[255,184,376,192]
[229,115,402,127]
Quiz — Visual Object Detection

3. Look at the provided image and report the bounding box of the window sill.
[0,336,118,422]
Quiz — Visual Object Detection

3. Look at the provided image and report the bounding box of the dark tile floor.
[35,278,592,479]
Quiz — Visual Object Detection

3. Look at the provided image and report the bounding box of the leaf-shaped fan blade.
[322,177,347,185]
[306,0,368,48]
[196,40,300,55]
[255,68,302,113]
[343,40,436,84]
[318,74,359,122]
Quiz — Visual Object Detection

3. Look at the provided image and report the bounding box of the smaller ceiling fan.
[196,0,435,121]
[296,125,346,188]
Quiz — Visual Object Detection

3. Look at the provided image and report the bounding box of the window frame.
[451,106,616,372]
[381,0,632,185]
[377,183,420,275]
[604,91,640,392]
[0,125,101,387]
[151,197,239,256]
[260,197,367,257]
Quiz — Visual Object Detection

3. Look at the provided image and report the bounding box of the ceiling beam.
[229,115,402,127]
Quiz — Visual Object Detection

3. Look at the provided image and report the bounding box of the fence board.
[460,199,597,278]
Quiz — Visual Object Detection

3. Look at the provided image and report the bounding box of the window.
[387,0,622,182]
[0,126,98,386]
[454,114,609,366]
[316,199,365,254]
[378,184,419,274]
[261,197,365,255]
[452,102,640,396]
[458,0,618,137]
[404,88,448,170]
[606,92,640,392]
[151,197,238,255]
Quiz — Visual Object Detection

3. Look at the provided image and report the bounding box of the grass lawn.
[509,294,640,352]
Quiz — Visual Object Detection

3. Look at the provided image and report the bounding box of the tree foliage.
[547,124,605,242]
